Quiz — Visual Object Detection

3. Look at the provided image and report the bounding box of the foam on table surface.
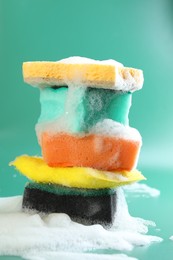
[0,187,162,258]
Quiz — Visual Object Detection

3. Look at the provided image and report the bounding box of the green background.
[0,0,173,259]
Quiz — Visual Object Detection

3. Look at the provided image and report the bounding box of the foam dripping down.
[0,188,162,259]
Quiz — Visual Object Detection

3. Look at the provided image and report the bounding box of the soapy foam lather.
[0,189,162,258]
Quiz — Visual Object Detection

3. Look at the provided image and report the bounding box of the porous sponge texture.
[23,62,115,87]
[10,155,145,189]
[22,184,117,225]
[38,87,131,128]
[41,133,141,171]
[26,182,117,196]
[23,62,143,91]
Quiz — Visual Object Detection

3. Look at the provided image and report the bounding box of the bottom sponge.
[23,183,117,226]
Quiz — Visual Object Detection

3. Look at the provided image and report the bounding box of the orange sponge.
[41,133,141,171]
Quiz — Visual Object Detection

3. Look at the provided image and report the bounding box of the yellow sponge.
[23,57,143,91]
[10,155,146,189]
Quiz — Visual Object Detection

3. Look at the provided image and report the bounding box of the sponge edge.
[22,184,117,226]
[26,182,117,196]
[10,155,146,189]
[41,132,141,171]
[22,58,144,92]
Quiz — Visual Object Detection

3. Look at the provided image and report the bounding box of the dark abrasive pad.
[22,183,117,226]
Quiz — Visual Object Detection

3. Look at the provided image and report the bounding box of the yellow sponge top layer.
[10,155,146,189]
[23,57,144,92]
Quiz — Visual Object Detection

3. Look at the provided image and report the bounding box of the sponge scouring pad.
[10,155,146,189]
[38,87,132,131]
[41,133,141,170]
[22,182,117,226]
[23,57,143,91]
[26,182,117,196]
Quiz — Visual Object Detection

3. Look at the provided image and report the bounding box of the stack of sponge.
[11,57,145,226]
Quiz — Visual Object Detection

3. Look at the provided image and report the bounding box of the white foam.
[0,189,162,258]
[113,189,156,233]
[124,183,160,198]
[55,56,143,91]
[90,119,142,142]
[0,196,22,213]
[57,56,124,67]
[23,251,137,260]
[36,118,142,144]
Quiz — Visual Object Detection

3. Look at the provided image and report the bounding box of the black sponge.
[22,183,117,226]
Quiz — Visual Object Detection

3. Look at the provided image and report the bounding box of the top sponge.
[23,57,144,92]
